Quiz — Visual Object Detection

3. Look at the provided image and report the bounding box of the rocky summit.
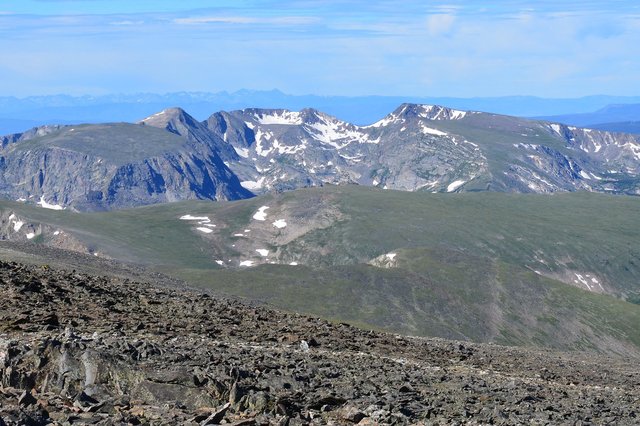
[0,259,639,425]
[2,104,640,211]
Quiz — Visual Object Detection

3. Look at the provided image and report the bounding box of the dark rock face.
[0,260,639,424]
[3,104,640,212]
[0,118,253,211]
[204,104,640,196]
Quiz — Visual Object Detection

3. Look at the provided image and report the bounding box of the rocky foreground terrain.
[1,259,639,425]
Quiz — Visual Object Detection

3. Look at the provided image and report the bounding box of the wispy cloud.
[110,20,145,26]
[173,15,318,26]
[0,0,638,97]
[426,13,456,36]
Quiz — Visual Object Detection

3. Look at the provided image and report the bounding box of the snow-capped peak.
[365,104,470,128]
[250,109,303,125]
[417,105,468,120]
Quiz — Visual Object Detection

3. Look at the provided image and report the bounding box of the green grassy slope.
[183,250,640,356]
[2,186,640,356]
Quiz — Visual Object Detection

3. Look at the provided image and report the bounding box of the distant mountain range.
[539,103,640,134]
[2,90,640,135]
[1,103,640,211]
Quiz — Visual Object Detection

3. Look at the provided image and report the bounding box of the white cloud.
[110,20,144,26]
[174,16,317,26]
[426,13,456,36]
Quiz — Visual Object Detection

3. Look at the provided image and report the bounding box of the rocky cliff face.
[1,259,638,425]
[2,104,640,211]
[0,120,252,211]
[204,104,640,196]
[203,105,488,194]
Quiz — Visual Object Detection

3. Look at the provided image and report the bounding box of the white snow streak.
[579,170,591,180]
[420,125,448,136]
[447,180,466,192]
[180,215,210,221]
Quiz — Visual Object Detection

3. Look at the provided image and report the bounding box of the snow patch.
[241,177,266,190]
[447,180,466,192]
[386,253,397,260]
[37,196,65,210]
[180,215,210,221]
[140,110,167,122]
[234,146,250,158]
[449,109,467,120]
[289,262,299,266]
[420,125,448,136]
[579,170,591,180]
[196,227,213,234]
[26,232,35,239]
[239,260,254,267]
[305,116,379,149]
[252,206,269,221]
[420,105,467,120]
[12,220,24,232]
[364,114,398,128]
[215,260,224,265]
[272,219,287,228]
[549,124,562,134]
[254,111,302,125]
[574,273,592,291]
[53,231,60,236]
[256,249,269,257]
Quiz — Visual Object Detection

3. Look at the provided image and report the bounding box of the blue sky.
[0,0,639,97]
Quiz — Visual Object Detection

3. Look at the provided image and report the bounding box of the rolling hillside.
[2,186,640,356]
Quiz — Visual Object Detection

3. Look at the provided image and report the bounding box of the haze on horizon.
[1,0,639,99]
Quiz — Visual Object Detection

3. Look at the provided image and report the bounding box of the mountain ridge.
[3,91,640,136]
[2,103,640,211]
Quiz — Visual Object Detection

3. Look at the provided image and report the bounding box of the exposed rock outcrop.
[0,260,638,424]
